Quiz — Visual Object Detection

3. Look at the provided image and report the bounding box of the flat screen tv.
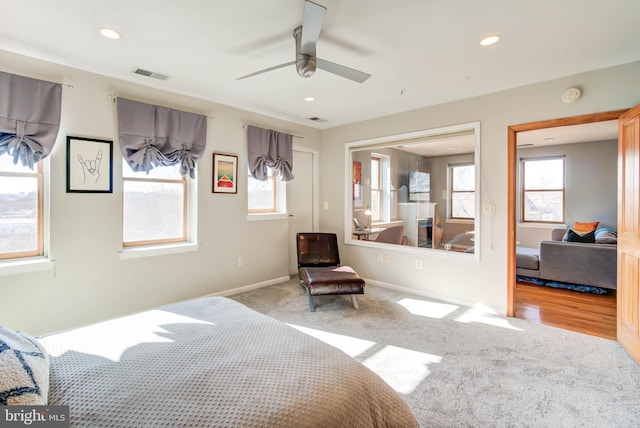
[409,170,430,202]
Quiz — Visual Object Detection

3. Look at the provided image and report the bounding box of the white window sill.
[119,242,200,260]
[246,213,288,221]
[446,219,474,225]
[518,222,565,229]
[0,257,55,276]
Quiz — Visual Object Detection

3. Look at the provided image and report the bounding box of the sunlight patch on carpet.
[363,345,442,394]
[287,324,376,357]
[455,303,522,331]
[396,298,459,318]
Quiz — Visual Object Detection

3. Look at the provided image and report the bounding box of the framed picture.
[353,161,363,207]
[66,136,113,193]
[213,153,238,194]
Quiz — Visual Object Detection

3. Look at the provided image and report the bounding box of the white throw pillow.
[0,325,49,405]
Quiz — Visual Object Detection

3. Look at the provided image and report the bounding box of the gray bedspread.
[40,297,418,427]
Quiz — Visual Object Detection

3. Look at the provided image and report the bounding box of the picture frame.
[212,153,238,194]
[66,136,113,193]
[353,161,363,207]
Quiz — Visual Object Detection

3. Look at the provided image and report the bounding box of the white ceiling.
[2,0,640,129]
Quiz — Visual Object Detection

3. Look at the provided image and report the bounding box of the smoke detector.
[561,87,581,104]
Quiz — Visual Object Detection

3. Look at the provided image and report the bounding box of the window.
[449,164,475,220]
[247,167,286,214]
[370,156,381,221]
[0,156,43,259]
[123,160,187,246]
[521,157,564,223]
[369,154,393,223]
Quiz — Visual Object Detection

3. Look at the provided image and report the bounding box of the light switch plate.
[482,203,496,215]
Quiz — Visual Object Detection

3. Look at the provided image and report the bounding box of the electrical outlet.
[323,201,329,210]
[415,260,422,270]
[377,253,383,262]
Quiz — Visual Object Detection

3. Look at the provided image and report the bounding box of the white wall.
[0,50,321,335]
[320,60,640,314]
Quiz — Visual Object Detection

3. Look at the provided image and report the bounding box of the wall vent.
[133,68,169,81]
[308,117,327,123]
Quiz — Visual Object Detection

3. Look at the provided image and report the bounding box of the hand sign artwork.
[67,136,112,193]
[78,149,103,184]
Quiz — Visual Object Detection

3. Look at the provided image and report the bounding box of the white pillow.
[0,325,49,405]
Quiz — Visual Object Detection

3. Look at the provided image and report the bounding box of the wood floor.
[515,282,617,340]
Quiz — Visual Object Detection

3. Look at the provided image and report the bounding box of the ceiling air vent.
[308,117,327,123]
[132,68,169,81]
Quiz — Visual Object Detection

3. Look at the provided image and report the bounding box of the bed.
[32,296,418,427]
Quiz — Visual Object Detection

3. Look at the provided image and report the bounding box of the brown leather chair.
[374,225,405,245]
[297,233,365,312]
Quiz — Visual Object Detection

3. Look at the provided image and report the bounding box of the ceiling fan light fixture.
[480,34,501,46]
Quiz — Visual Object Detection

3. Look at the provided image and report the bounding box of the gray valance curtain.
[247,125,294,181]
[0,71,62,169]
[117,98,207,178]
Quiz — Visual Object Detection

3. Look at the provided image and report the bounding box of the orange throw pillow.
[573,221,600,233]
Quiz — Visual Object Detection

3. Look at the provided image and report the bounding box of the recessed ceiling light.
[99,27,121,40]
[480,34,501,46]
[304,96,316,102]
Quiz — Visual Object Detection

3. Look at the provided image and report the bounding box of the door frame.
[292,146,320,232]
[506,109,628,316]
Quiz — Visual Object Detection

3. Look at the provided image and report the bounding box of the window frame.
[370,156,382,222]
[520,156,565,224]
[448,163,476,221]
[247,167,277,214]
[122,163,188,248]
[247,167,287,216]
[0,160,44,260]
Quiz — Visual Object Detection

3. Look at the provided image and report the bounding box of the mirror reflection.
[348,123,479,254]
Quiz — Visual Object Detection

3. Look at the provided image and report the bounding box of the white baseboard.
[364,278,506,316]
[211,276,291,297]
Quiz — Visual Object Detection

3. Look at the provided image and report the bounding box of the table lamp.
[363,206,373,230]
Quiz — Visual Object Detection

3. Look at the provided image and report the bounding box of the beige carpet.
[230,278,640,428]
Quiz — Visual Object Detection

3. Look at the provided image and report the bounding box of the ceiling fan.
[236,1,371,83]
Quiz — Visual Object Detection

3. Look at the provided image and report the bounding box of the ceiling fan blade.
[236,61,296,80]
[300,1,326,56]
[316,58,371,83]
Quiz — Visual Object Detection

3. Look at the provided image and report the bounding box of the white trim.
[0,257,55,276]
[518,222,565,229]
[208,276,291,297]
[344,121,481,259]
[446,219,474,225]
[347,238,479,260]
[246,213,288,221]
[119,242,200,260]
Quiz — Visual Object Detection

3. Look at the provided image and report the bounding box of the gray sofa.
[516,228,617,290]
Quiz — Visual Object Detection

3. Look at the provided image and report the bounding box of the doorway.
[507,110,627,333]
